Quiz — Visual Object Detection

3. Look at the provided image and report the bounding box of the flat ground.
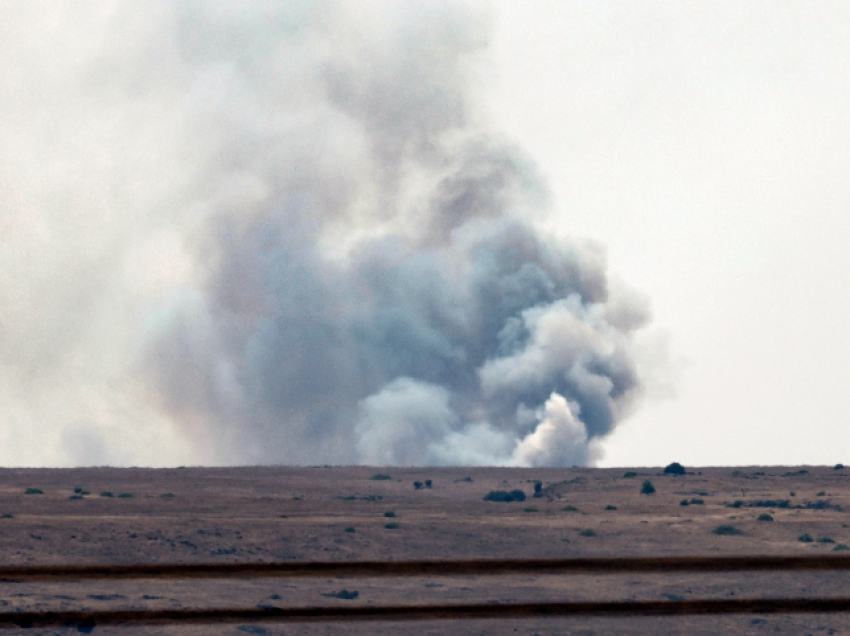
[1,465,850,635]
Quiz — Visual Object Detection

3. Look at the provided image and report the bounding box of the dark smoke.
[1,1,653,466]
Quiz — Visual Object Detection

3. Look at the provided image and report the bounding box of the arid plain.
[1,465,850,635]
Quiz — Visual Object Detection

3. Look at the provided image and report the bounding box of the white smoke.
[0,1,654,467]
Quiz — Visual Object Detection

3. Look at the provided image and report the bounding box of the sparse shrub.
[834,464,844,470]
[73,487,84,494]
[344,527,355,533]
[425,480,432,488]
[833,544,850,551]
[689,498,704,505]
[533,481,543,497]
[323,589,359,600]
[100,492,113,497]
[679,499,690,506]
[757,513,774,521]
[605,505,617,510]
[0,513,12,519]
[383,511,396,518]
[790,492,796,496]
[562,505,578,512]
[640,480,656,495]
[117,493,133,498]
[455,477,473,483]
[578,529,597,537]
[483,489,526,502]
[727,500,743,508]
[798,533,814,543]
[413,481,423,490]
[623,472,638,479]
[69,495,83,500]
[523,507,538,513]
[817,491,826,496]
[664,462,686,475]
[384,522,400,529]
[24,488,44,495]
[819,537,835,543]
[160,493,175,498]
[371,474,391,481]
[713,525,743,535]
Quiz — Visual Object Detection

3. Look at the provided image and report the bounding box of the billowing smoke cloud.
[0,1,653,467]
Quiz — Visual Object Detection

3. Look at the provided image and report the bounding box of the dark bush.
[383,511,396,518]
[323,589,359,600]
[816,491,826,497]
[727,500,744,508]
[679,499,690,506]
[578,529,597,537]
[757,513,774,521]
[371,474,391,480]
[533,481,543,497]
[483,489,526,502]
[0,513,12,519]
[819,537,835,543]
[425,480,432,488]
[160,493,175,498]
[100,492,113,497]
[622,471,638,479]
[798,533,814,543]
[640,480,656,495]
[384,522,400,529]
[413,481,423,490]
[712,525,743,535]
[117,493,133,498]
[833,544,850,551]
[344,527,355,533]
[834,464,844,470]
[689,498,704,505]
[69,495,84,500]
[664,462,686,475]
[562,505,578,512]
[24,488,44,495]
[523,507,538,513]
[605,505,617,510]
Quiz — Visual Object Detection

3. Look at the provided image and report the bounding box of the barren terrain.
[1,465,850,635]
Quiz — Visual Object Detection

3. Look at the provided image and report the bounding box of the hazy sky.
[2,2,849,467]
[488,2,850,466]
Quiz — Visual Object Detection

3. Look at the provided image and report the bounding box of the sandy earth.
[1,465,849,635]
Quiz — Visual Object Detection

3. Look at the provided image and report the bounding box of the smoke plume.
[0,1,653,466]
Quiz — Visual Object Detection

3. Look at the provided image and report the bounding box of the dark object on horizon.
[664,462,686,475]
[483,489,526,502]
[834,464,844,470]
[640,480,656,495]
[413,481,423,490]
[425,480,432,488]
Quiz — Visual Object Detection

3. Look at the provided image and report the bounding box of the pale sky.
[488,2,850,466]
[2,2,849,468]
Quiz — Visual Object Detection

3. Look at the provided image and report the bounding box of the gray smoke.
[0,1,652,467]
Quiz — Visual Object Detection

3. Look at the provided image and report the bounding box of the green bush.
[664,462,686,475]
[160,493,175,498]
[817,491,826,497]
[69,494,84,500]
[712,525,743,535]
[371,474,391,481]
[640,480,656,495]
[1,513,13,519]
[523,507,538,513]
[116,493,133,498]
[622,471,638,478]
[24,488,44,495]
[100,492,113,497]
[483,489,526,502]
[689,498,704,505]
[757,513,774,521]
[384,522,400,529]
[383,511,396,518]
[819,537,835,543]
[833,544,850,551]
[605,505,617,510]
[562,505,578,512]
[344,527,355,533]
[798,533,814,543]
[834,464,844,470]
[578,529,597,537]
[679,499,690,506]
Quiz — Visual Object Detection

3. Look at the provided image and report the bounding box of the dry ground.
[1,465,849,635]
